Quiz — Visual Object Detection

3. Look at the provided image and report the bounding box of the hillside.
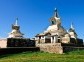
[0,50,84,62]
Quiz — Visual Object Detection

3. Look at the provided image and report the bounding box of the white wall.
[0,39,7,48]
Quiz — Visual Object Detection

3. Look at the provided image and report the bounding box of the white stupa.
[37,8,67,37]
[8,18,24,38]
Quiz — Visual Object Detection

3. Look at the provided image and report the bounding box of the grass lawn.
[0,50,84,62]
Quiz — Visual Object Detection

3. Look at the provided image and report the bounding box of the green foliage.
[0,50,84,62]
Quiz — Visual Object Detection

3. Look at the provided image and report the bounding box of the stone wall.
[7,38,35,47]
[36,43,63,54]
[0,38,36,48]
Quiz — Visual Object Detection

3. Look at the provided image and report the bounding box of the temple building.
[35,8,83,54]
[8,18,24,38]
[35,8,82,44]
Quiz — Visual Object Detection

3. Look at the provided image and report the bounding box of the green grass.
[0,50,84,62]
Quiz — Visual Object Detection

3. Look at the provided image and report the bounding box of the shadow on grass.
[0,53,16,58]
[65,50,84,55]
[0,51,34,58]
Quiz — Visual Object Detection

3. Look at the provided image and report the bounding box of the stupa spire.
[54,8,58,17]
[15,18,18,26]
[71,22,74,30]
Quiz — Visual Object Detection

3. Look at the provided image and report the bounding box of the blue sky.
[0,0,84,39]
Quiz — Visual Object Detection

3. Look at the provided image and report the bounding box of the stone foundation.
[36,43,63,54]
